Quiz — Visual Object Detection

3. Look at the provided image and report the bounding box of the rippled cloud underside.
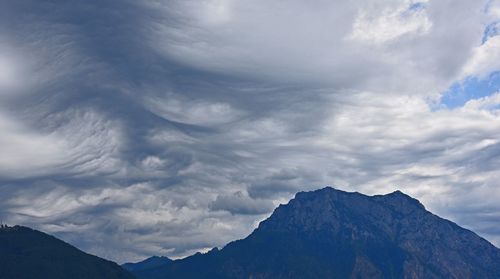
[1,0,500,263]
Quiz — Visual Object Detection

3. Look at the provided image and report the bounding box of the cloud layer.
[1,0,500,263]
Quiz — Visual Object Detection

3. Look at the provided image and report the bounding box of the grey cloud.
[1,0,500,264]
[247,168,322,200]
[146,0,489,95]
[210,191,275,215]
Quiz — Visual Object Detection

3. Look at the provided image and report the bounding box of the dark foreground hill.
[126,187,500,279]
[0,225,134,279]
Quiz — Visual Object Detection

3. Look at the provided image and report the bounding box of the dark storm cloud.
[210,191,275,215]
[1,0,500,263]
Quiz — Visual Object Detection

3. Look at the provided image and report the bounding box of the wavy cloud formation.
[1,0,500,263]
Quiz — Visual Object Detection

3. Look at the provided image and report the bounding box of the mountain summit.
[127,187,500,279]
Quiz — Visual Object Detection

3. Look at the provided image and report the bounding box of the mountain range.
[2,187,500,278]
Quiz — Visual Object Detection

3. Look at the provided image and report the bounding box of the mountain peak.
[258,186,426,233]
[384,189,413,199]
[128,186,500,279]
[374,189,426,212]
[296,186,425,211]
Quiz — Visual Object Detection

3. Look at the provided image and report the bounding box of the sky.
[1,0,500,263]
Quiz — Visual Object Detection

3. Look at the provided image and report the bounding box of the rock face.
[128,187,500,279]
[0,225,134,279]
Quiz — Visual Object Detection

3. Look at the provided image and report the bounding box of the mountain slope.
[0,225,135,279]
[129,187,500,279]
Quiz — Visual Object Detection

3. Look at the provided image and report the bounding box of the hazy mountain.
[0,225,134,279]
[123,256,172,273]
[126,187,500,279]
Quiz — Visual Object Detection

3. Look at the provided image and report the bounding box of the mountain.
[0,225,135,279]
[123,256,172,273]
[127,187,500,279]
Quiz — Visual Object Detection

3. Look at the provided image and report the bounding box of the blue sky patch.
[440,72,500,109]
[482,21,499,44]
[408,2,426,12]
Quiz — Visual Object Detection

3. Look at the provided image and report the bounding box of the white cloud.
[0,109,124,179]
[0,112,70,178]
[141,156,165,170]
[463,91,500,110]
[146,0,486,95]
[349,1,432,44]
[486,0,500,18]
[146,94,243,126]
[461,36,500,79]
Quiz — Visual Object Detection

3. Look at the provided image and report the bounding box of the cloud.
[145,94,244,126]
[462,36,500,79]
[349,1,432,44]
[0,113,69,178]
[1,0,500,265]
[0,109,123,179]
[147,0,487,95]
[210,191,275,215]
[463,91,500,110]
[0,49,25,94]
